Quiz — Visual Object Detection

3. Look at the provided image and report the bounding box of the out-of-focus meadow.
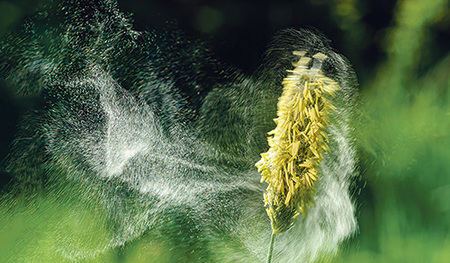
[0,0,449,262]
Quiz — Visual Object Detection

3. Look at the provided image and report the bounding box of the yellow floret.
[255,51,340,234]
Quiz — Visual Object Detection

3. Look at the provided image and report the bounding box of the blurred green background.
[0,0,449,262]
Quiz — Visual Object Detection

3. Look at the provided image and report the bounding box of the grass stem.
[267,230,276,263]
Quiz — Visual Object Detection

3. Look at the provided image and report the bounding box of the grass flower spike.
[256,51,340,236]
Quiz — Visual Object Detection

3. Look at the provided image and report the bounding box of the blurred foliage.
[342,0,450,262]
[0,0,449,262]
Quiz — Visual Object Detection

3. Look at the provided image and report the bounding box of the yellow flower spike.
[255,51,340,237]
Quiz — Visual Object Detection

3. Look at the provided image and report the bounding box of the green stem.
[267,230,276,263]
